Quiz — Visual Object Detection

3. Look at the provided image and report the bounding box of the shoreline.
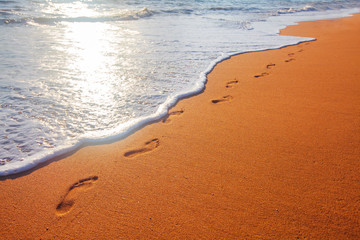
[0,37,319,178]
[1,13,360,239]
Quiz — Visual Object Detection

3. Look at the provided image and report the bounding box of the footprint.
[285,58,295,63]
[288,53,295,57]
[124,138,160,158]
[162,109,184,124]
[225,79,239,88]
[211,95,233,104]
[266,63,276,69]
[298,49,304,53]
[56,176,98,216]
[254,72,269,78]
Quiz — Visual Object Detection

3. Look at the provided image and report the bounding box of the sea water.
[0,0,359,176]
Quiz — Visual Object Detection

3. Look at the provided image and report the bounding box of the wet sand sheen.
[0,14,359,239]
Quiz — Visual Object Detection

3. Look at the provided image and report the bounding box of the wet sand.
[0,14,359,239]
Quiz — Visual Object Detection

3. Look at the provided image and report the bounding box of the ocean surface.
[0,0,359,176]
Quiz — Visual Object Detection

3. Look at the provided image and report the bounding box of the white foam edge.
[1,8,359,177]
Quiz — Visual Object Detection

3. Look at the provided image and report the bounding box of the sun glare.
[63,21,118,107]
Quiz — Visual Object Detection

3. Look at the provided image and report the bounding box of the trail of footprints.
[211,45,306,104]
[285,53,295,62]
[254,61,278,78]
[211,78,238,104]
[56,176,98,215]
[254,63,276,78]
[55,110,183,214]
[55,46,308,215]
[55,137,162,215]
[122,107,186,158]
[121,44,305,159]
[253,47,305,78]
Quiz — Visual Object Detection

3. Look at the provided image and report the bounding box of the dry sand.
[0,13,359,239]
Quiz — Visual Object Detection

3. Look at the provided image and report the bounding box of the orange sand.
[1,14,360,239]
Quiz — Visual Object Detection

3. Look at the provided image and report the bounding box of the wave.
[1,7,155,25]
[161,8,194,15]
[0,0,17,4]
[123,7,155,20]
[160,6,261,15]
[208,6,260,12]
[35,7,155,24]
[275,0,360,15]
[276,5,317,15]
[3,1,360,26]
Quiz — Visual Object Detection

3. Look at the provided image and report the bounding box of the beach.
[1,12,359,239]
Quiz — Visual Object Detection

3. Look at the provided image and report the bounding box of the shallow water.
[0,0,359,176]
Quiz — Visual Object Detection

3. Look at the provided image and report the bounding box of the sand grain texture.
[0,14,359,239]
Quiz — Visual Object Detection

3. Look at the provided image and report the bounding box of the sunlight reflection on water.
[64,22,120,114]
